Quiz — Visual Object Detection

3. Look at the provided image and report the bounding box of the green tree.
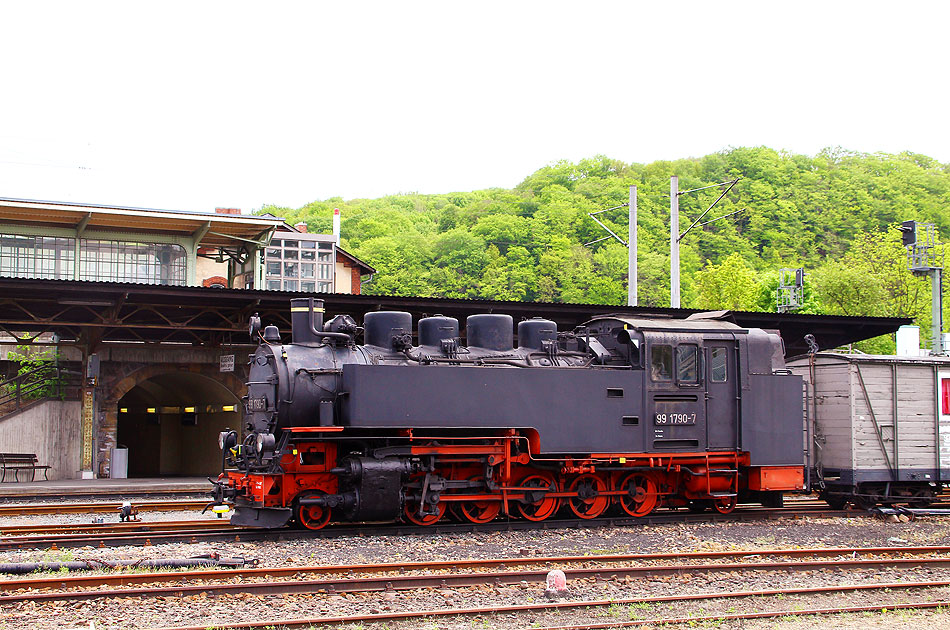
[429,229,489,298]
[256,148,950,332]
[690,252,760,310]
[1,345,63,402]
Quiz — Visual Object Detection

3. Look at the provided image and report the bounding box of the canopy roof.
[0,197,282,248]
[0,277,911,358]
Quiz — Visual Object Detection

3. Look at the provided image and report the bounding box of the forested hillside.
[260,147,950,352]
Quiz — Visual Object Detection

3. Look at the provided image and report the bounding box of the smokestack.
[290,297,325,344]
[332,208,340,244]
[215,207,241,215]
[294,222,308,233]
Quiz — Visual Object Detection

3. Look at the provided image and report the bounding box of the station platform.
[0,477,209,500]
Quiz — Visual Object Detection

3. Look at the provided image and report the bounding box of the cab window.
[650,345,672,381]
[676,344,699,383]
[711,347,728,382]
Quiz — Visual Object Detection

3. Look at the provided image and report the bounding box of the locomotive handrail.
[399,348,599,368]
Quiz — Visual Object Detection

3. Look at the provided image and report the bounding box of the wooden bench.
[0,453,51,482]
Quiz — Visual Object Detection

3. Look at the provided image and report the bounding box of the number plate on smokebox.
[248,397,268,412]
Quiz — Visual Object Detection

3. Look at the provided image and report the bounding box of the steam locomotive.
[210,298,806,529]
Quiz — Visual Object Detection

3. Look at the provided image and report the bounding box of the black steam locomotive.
[211,298,805,528]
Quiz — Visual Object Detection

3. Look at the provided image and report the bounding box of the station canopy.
[0,277,910,357]
[0,197,281,248]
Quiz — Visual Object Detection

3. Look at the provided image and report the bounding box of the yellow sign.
[81,389,94,471]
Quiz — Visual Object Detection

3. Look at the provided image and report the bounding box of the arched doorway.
[116,372,241,477]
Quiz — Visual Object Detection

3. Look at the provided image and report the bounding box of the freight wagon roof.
[787,352,950,366]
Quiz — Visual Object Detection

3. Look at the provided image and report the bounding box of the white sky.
[0,2,947,214]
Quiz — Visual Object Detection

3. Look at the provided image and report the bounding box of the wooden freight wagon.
[787,353,950,508]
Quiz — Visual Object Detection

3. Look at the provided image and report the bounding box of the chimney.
[215,207,241,215]
[294,222,308,233]
[332,208,341,244]
[290,297,325,343]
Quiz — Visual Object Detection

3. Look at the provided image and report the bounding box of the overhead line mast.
[584,186,638,306]
[670,177,742,308]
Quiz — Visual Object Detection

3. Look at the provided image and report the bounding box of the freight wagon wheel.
[295,492,332,530]
[909,488,936,508]
[617,473,658,517]
[712,496,737,515]
[568,474,609,519]
[458,476,502,524]
[514,474,560,522]
[404,499,447,526]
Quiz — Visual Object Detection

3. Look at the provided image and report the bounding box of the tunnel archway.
[116,371,241,477]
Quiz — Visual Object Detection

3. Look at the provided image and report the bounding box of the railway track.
[0,505,856,549]
[0,488,207,503]
[1,545,948,599]
[3,546,950,628]
[153,592,950,630]
[10,556,950,602]
[0,494,937,517]
[0,499,208,517]
[0,519,227,536]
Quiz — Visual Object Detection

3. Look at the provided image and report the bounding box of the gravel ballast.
[1,513,950,629]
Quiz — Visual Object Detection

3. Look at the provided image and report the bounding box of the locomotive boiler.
[211,298,806,529]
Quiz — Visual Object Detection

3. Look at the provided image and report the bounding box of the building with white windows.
[0,197,375,481]
[0,199,374,293]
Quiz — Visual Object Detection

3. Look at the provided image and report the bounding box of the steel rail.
[147,582,950,630]
[0,519,226,536]
[0,488,206,502]
[2,544,947,592]
[4,556,950,604]
[533,601,950,630]
[0,500,207,516]
[0,527,264,550]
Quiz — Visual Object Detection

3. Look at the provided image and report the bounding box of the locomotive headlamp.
[218,430,238,451]
[256,432,276,453]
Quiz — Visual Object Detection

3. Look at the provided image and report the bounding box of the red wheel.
[458,476,501,524]
[712,496,737,514]
[459,498,501,523]
[617,472,658,517]
[295,492,331,530]
[448,503,466,521]
[404,500,447,526]
[568,474,609,519]
[514,474,559,521]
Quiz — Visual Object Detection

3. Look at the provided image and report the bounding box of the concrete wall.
[334,260,364,294]
[196,256,228,287]
[0,400,82,481]
[335,261,351,294]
